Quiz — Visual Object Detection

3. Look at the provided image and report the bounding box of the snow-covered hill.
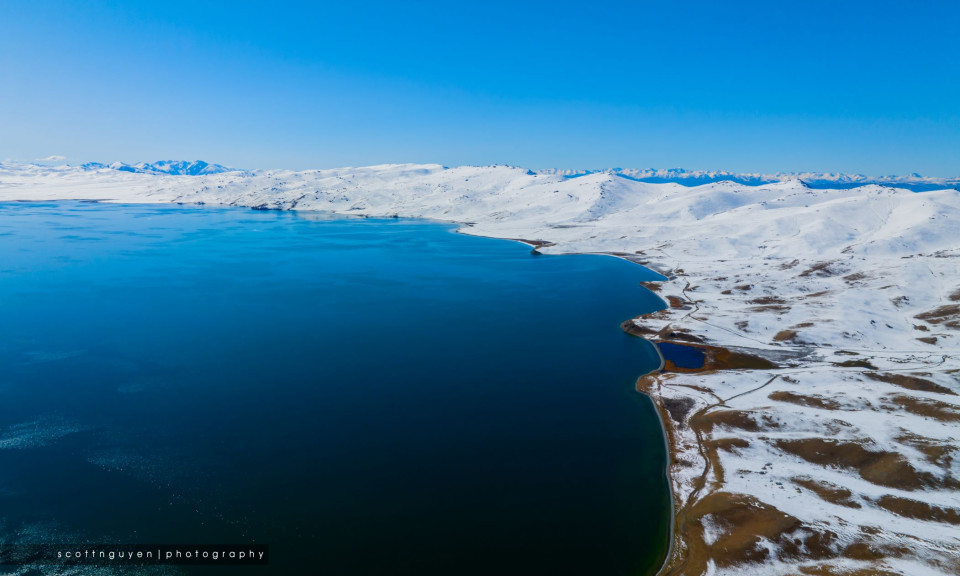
[538,167,960,192]
[1,162,957,576]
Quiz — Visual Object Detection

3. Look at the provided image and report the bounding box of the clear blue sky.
[1,0,957,175]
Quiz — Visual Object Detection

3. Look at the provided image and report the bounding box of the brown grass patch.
[917,336,939,345]
[861,453,942,490]
[780,259,799,270]
[774,329,798,342]
[749,296,787,305]
[776,439,938,490]
[666,295,689,308]
[864,372,956,395]
[915,303,960,324]
[895,432,956,467]
[749,304,792,313]
[800,261,840,278]
[801,290,831,299]
[832,359,877,369]
[769,391,841,410]
[711,347,778,370]
[710,437,750,453]
[687,492,803,569]
[792,477,860,508]
[889,394,960,422]
[875,495,960,525]
[698,409,775,433]
[639,281,662,293]
[841,542,884,560]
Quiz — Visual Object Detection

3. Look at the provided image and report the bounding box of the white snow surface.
[1,162,959,575]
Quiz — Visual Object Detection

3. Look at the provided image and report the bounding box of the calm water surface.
[657,342,706,370]
[0,201,669,575]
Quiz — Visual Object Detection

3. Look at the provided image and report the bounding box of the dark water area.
[0,202,670,575]
[657,342,706,370]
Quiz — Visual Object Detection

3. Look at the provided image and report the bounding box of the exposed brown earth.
[775,439,942,491]
[662,492,807,576]
[666,295,690,308]
[874,495,960,525]
[749,304,792,313]
[709,437,750,453]
[774,329,799,342]
[769,391,841,410]
[749,296,787,305]
[792,477,861,509]
[800,290,831,299]
[774,323,816,342]
[640,281,663,293]
[841,542,887,560]
[864,372,956,395]
[895,432,956,467]
[915,304,960,324]
[887,394,960,422]
[799,261,841,278]
[700,409,776,433]
[833,359,878,369]
[843,272,869,284]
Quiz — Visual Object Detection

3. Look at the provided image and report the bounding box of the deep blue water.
[0,201,669,575]
[657,342,706,370]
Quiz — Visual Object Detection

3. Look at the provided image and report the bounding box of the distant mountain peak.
[82,160,236,175]
[535,167,958,192]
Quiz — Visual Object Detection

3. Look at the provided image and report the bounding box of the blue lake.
[657,342,706,370]
[0,201,669,575]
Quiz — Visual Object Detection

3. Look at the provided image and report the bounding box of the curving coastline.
[636,338,675,576]
[3,162,958,575]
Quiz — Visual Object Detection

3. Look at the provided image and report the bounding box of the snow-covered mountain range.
[0,161,957,576]
[540,167,960,192]
[36,160,960,191]
[78,159,233,176]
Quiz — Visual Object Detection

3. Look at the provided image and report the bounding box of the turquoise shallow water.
[0,201,669,575]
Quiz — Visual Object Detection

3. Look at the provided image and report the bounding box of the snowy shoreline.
[2,162,958,576]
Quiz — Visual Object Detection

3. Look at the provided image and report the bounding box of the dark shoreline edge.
[636,335,674,576]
